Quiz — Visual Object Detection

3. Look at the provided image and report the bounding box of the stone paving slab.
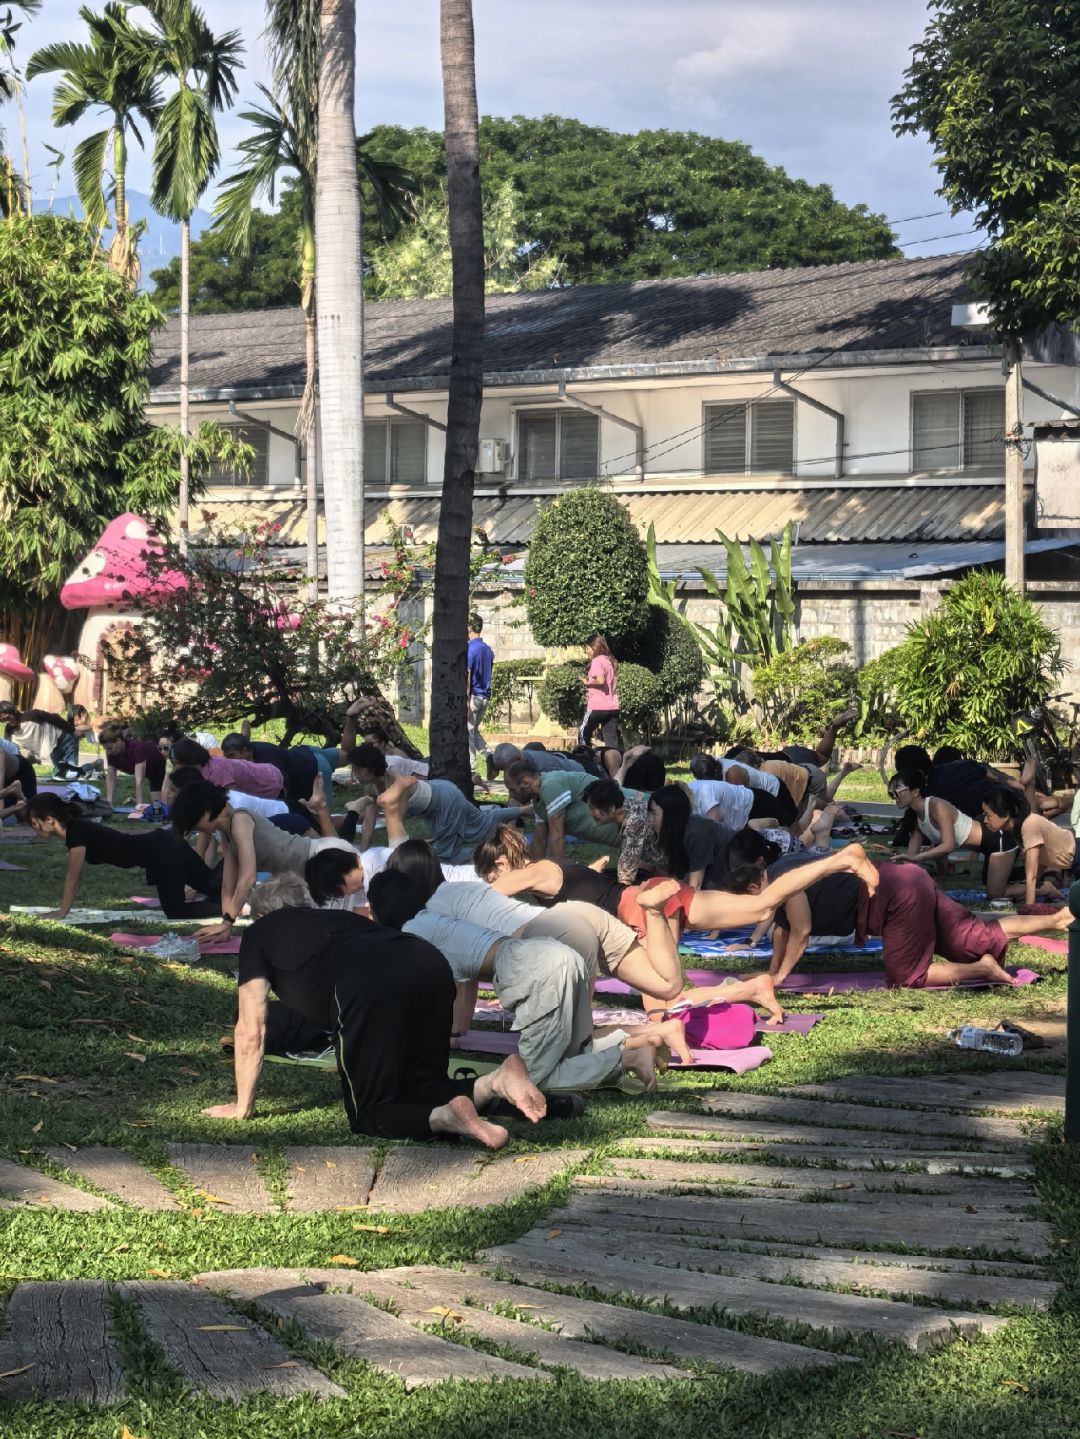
[788,1073,1065,1113]
[197,1269,544,1387]
[166,1144,273,1213]
[517,1224,1057,1310]
[284,1146,375,1213]
[699,1092,1029,1145]
[349,1269,689,1381]
[374,1267,858,1374]
[0,1281,126,1404]
[121,1281,343,1400]
[367,1146,586,1214]
[483,1238,1009,1352]
[46,1147,181,1211]
[622,1135,1034,1178]
[561,1190,1052,1258]
[645,1110,1016,1153]
[0,1156,111,1212]
[603,1156,1032,1204]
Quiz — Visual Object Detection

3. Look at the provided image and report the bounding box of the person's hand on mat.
[197,920,232,943]
[201,1102,248,1120]
[40,910,66,921]
[588,855,609,871]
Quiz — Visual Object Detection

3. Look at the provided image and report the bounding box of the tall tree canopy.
[152,114,898,311]
[893,0,1080,335]
[0,215,242,657]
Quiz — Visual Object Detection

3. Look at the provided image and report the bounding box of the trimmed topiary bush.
[538,661,585,730]
[524,488,648,647]
[751,637,857,745]
[617,662,665,741]
[486,657,543,725]
[622,604,705,705]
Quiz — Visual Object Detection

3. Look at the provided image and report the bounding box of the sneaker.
[284,1045,336,1066]
[144,934,201,964]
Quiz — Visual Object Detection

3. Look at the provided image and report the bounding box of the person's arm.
[199,817,251,940]
[686,868,705,892]
[1024,840,1042,908]
[529,819,549,860]
[203,977,269,1119]
[47,846,86,919]
[104,764,117,806]
[300,775,336,837]
[132,760,146,807]
[546,808,566,859]
[770,923,788,979]
[904,800,958,864]
[772,895,811,982]
[451,979,479,1046]
[489,859,564,897]
[905,825,925,859]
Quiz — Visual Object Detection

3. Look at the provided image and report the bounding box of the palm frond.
[211,98,298,253]
[357,138,418,230]
[71,126,110,228]
[150,82,220,220]
[24,39,96,82]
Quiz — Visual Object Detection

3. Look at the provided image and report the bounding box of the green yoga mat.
[264,1051,501,1081]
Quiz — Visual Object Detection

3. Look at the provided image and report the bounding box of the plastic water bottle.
[947,1025,1024,1056]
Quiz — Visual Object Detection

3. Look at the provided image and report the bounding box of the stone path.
[0,1143,585,1215]
[0,1071,1062,1404]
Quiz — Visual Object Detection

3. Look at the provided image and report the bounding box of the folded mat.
[473,999,821,1036]
[111,930,243,955]
[455,1026,772,1073]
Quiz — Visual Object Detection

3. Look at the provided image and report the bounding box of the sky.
[6,0,977,258]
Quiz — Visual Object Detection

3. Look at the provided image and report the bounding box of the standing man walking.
[467,612,494,782]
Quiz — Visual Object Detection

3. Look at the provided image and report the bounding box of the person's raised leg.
[924,955,1016,987]
[996,904,1073,938]
[666,972,785,1026]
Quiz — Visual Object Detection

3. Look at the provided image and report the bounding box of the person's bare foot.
[429,1094,509,1147]
[977,954,1019,986]
[620,1043,659,1090]
[638,878,681,910]
[745,972,785,1025]
[647,1016,694,1065]
[1053,904,1074,928]
[486,1054,547,1122]
[838,842,878,894]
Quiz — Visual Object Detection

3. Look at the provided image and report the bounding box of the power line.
[896,227,981,247]
[884,208,951,226]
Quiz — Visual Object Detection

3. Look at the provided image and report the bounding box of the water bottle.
[947,1025,1024,1056]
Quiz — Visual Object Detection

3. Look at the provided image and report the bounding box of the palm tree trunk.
[178,214,190,555]
[298,213,320,602]
[314,0,365,605]
[429,0,485,792]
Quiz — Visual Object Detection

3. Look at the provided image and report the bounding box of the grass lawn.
[0,770,1077,1437]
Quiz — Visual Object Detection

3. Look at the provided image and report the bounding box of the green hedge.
[621,603,705,705]
[485,658,543,722]
[751,637,857,745]
[538,658,663,742]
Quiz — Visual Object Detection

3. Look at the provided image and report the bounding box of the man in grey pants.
[467,613,494,777]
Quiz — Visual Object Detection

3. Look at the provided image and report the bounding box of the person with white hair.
[202,873,552,1146]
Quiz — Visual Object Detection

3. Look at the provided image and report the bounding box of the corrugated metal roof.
[185,483,1005,549]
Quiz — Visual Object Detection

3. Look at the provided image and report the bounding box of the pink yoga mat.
[132,896,162,908]
[596,966,1039,996]
[110,930,243,955]
[1019,935,1067,955]
[474,1001,822,1037]
[455,1027,772,1074]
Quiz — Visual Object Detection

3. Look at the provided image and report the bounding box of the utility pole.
[1004,339,1026,592]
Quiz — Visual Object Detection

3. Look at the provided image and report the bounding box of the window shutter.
[704,403,748,473]
[963,390,1004,471]
[912,392,961,470]
[750,400,795,474]
[212,425,270,486]
[519,413,558,481]
[364,421,387,485]
[559,411,600,480]
[389,420,426,483]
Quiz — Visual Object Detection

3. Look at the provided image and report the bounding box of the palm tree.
[1,0,40,102]
[313,0,365,604]
[26,4,161,283]
[131,0,242,550]
[213,82,413,599]
[1,0,42,214]
[428,0,485,791]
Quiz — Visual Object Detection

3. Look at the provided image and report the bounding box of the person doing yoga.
[351,770,522,864]
[169,780,355,942]
[203,875,549,1146]
[367,869,679,1091]
[304,840,477,912]
[26,792,223,920]
[889,769,985,867]
[727,856,1071,988]
[980,786,1080,907]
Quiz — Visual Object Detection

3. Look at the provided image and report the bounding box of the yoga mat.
[265,1050,501,1080]
[111,930,243,955]
[456,1027,773,1073]
[11,905,173,925]
[634,966,1039,995]
[1019,935,1067,955]
[132,896,162,908]
[679,932,884,959]
[0,859,26,871]
[473,1002,823,1038]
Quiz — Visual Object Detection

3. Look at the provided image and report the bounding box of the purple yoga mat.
[455,1027,773,1073]
[596,968,759,997]
[131,896,162,908]
[475,1002,822,1037]
[110,930,243,955]
[0,859,26,871]
[596,966,1039,996]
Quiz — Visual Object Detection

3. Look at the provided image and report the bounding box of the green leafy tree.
[539,657,662,741]
[148,199,303,311]
[369,178,562,298]
[0,215,244,671]
[751,637,857,746]
[892,0,1080,334]
[891,570,1064,757]
[364,115,899,284]
[27,4,162,283]
[524,489,649,649]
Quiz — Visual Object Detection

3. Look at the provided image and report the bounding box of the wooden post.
[1004,339,1025,591]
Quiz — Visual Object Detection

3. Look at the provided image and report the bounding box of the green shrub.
[617,662,665,741]
[751,637,857,745]
[524,488,648,647]
[621,604,705,705]
[486,658,542,723]
[855,645,909,744]
[889,570,1064,757]
[538,661,584,729]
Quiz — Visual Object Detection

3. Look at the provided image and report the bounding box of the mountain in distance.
[48,188,212,271]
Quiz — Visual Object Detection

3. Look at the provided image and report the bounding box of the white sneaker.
[144,934,201,964]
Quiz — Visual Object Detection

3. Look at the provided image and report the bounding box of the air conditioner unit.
[477,438,510,474]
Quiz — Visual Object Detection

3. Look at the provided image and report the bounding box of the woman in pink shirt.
[579,633,623,753]
[170,737,284,801]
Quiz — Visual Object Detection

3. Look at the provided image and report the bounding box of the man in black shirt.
[204,876,549,1146]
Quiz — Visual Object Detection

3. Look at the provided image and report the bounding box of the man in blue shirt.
[466,612,495,779]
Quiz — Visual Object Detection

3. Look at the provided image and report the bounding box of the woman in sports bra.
[888,769,983,865]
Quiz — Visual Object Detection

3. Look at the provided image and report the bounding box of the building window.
[703,399,795,475]
[210,424,270,487]
[911,388,1004,472]
[364,418,427,484]
[517,409,600,482]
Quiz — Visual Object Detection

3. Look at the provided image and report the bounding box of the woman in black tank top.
[474,826,623,913]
